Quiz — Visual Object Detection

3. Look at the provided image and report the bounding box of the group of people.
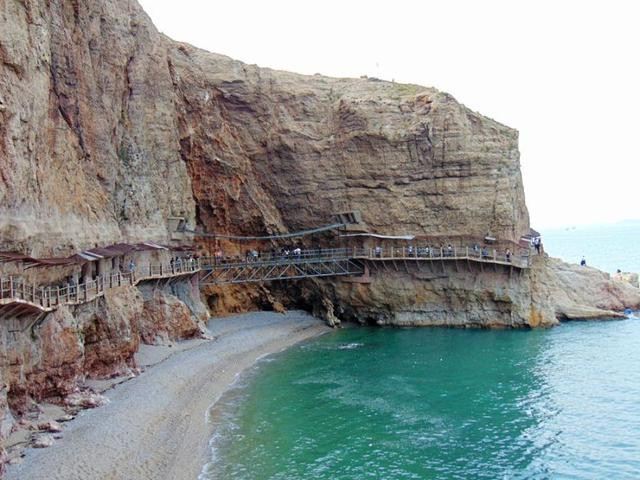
[169,255,198,271]
[217,245,307,264]
[213,241,528,265]
[373,243,518,263]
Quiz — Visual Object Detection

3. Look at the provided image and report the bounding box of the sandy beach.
[5,311,330,480]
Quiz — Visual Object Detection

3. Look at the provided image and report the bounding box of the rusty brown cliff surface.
[1,0,640,470]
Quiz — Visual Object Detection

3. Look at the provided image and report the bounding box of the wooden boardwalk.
[0,262,200,317]
[199,246,530,285]
[0,245,529,317]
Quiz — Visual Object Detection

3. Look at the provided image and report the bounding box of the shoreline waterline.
[5,311,331,480]
[202,320,640,479]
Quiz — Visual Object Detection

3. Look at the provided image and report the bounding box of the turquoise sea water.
[203,223,640,479]
[541,222,640,273]
[203,322,640,480]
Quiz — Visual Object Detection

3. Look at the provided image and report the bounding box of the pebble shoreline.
[5,311,330,480]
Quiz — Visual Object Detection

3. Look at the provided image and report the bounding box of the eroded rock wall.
[0,0,196,256]
[301,255,640,328]
[0,277,208,467]
[1,0,529,257]
[531,256,640,320]
[169,46,529,244]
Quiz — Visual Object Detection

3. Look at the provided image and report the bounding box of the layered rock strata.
[0,278,207,469]
[1,0,527,257]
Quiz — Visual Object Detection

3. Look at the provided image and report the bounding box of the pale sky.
[139,0,639,229]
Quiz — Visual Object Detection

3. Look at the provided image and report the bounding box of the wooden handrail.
[1,244,529,314]
[0,260,201,313]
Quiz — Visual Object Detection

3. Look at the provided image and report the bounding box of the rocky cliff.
[1,0,196,256]
[0,277,208,467]
[1,0,527,257]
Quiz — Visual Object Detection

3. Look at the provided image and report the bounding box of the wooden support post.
[9,276,13,299]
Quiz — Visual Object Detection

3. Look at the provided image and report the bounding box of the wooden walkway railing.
[352,245,530,269]
[0,245,529,314]
[201,246,530,269]
[198,245,529,285]
[0,261,200,313]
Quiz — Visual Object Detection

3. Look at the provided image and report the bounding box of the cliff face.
[1,0,528,257]
[168,47,529,243]
[0,0,196,256]
[303,255,640,329]
[0,278,208,467]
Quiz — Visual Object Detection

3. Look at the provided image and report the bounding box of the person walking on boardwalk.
[506,249,512,263]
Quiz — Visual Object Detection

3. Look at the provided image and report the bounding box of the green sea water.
[201,321,640,479]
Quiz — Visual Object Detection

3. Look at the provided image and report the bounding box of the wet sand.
[5,311,329,480]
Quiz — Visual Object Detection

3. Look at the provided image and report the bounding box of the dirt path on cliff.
[6,311,330,480]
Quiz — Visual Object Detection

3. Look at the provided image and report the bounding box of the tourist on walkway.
[506,249,512,263]
[374,246,382,258]
[580,257,587,266]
